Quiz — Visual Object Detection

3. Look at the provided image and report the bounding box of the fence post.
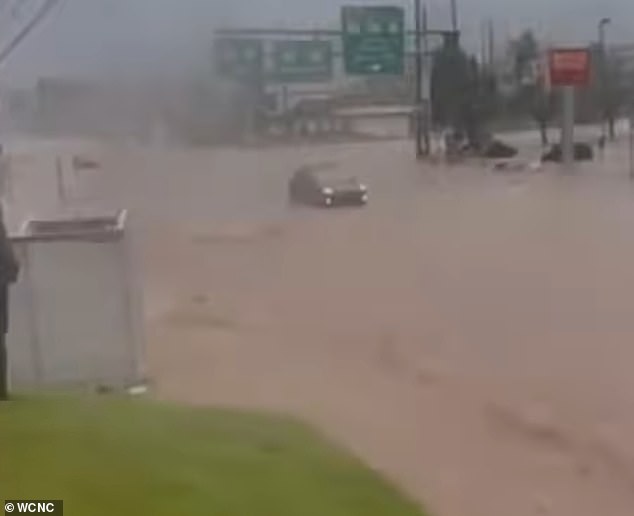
[56,157,67,206]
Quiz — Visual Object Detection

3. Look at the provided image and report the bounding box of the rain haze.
[3,2,634,516]
[2,0,634,83]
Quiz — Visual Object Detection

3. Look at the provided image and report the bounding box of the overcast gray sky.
[0,0,631,86]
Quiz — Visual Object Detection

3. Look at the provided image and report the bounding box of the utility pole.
[561,86,575,169]
[480,20,487,66]
[629,110,634,179]
[480,19,494,67]
[414,0,423,158]
[450,0,458,32]
[488,19,495,68]
[422,4,431,155]
[598,17,611,141]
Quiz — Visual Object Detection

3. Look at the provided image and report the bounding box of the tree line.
[430,29,630,147]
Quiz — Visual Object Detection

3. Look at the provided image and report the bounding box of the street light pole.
[598,17,611,141]
[422,5,431,155]
[450,0,458,32]
[414,0,423,159]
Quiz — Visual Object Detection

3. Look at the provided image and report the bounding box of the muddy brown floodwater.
[81,139,634,516]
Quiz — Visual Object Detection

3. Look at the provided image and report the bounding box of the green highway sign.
[272,40,333,82]
[214,38,263,79]
[341,6,405,75]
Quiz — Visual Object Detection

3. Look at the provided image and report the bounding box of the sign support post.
[561,86,575,169]
[422,5,431,156]
[629,113,634,180]
[414,0,423,159]
[548,48,591,170]
[281,85,289,114]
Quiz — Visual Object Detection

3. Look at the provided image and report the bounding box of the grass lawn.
[0,396,428,516]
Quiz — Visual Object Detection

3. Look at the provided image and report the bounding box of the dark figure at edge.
[0,205,19,401]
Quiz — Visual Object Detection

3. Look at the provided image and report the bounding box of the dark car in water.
[289,164,368,208]
[542,142,594,162]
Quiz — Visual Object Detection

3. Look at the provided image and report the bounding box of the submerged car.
[289,165,368,208]
[542,142,594,162]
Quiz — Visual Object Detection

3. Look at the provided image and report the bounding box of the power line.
[0,0,63,67]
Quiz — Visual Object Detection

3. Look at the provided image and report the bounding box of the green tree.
[576,46,628,138]
[431,34,471,130]
[431,34,497,144]
[506,29,552,145]
[511,82,556,146]
[476,64,500,123]
[463,57,500,146]
[530,86,556,146]
[511,30,539,85]
[602,52,627,139]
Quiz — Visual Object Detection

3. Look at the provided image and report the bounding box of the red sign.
[548,48,591,87]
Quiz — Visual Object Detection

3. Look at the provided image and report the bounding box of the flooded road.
[18,137,634,516]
